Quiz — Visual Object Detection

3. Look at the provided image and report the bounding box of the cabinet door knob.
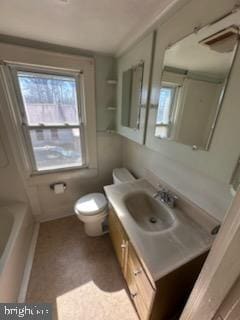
[121,243,127,249]
[133,269,142,276]
[131,292,138,299]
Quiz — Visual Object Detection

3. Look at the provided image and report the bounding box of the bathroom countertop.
[104,179,217,283]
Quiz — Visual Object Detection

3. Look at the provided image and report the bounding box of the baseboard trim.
[18,223,40,303]
[39,211,75,223]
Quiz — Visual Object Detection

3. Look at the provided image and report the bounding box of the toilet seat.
[74,193,107,216]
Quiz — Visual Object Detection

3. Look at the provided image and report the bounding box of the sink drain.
[149,217,157,224]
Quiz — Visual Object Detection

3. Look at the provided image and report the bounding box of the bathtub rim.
[0,202,28,274]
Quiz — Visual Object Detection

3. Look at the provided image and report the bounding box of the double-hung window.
[10,66,86,173]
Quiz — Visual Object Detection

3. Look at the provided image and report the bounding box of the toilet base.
[84,220,105,237]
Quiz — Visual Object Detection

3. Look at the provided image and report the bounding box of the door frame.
[180,189,240,320]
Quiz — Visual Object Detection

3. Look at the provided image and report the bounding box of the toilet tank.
[112,168,135,184]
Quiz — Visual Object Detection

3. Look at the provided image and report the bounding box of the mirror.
[155,25,239,150]
[121,62,144,129]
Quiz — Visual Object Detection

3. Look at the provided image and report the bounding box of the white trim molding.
[180,190,240,320]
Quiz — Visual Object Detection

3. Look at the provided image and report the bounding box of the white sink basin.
[104,178,217,281]
[124,191,175,232]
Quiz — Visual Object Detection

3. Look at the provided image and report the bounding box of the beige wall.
[0,42,122,221]
[0,81,28,204]
[121,0,240,221]
[1,0,239,223]
[95,55,117,132]
[146,0,240,184]
[122,138,232,221]
[35,133,122,221]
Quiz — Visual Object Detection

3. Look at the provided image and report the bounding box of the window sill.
[26,167,98,186]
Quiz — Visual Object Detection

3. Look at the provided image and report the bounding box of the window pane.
[30,128,83,171]
[156,87,175,125]
[17,72,79,125]
[155,126,169,139]
[36,129,44,141]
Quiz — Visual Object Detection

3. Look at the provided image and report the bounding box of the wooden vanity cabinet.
[109,207,155,320]
[108,206,129,275]
[126,243,155,320]
[109,207,207,320]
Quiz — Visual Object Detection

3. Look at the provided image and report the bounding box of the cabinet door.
[126,244,155,320]
[108,208,128,276]
[126,259,150,320]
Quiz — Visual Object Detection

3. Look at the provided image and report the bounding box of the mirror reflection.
[121,62,144,129]
[155,25,239,149]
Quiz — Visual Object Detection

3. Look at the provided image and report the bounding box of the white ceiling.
[164,12,240,79]
[0,0,175,55]
[165,32,236,79]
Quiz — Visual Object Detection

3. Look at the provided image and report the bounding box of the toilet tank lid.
[113,168,135,183]
[74,193,107,215]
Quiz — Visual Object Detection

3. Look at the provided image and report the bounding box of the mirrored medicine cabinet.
[117,32,154,145]
[121,62,144,130]
[154,25,239,150]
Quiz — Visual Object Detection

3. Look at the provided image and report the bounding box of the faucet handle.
[166,192,178,208]
[169,192,178,200]
[169,191,178,199]
[153,185,167,198]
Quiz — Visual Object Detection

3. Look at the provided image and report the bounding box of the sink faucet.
[153,187,178,208]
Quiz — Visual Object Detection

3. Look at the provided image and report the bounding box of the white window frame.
[8,64,87,174]
[0,42,97,182]
[155,82,179,138]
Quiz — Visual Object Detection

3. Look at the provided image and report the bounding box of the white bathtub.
[0,202,34,302]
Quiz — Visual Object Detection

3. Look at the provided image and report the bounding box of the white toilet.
[112,167,135,184]
[74,168,135,236]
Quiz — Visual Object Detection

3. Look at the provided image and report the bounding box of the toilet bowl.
[74,168,135,237]
[74,193,108,237]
